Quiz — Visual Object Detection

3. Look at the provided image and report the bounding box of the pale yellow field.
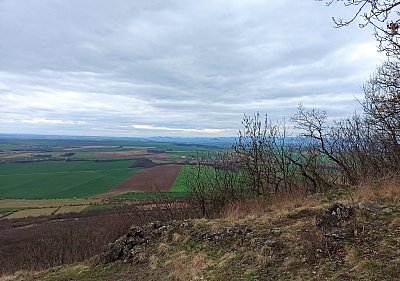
[56,205,90,214]
[0,152,32,159]
[7,207,57,219]
[63,145,108,151]
[0,199,100,209]
[92,149,149,157]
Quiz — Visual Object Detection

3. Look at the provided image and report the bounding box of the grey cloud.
[0,0,386,137]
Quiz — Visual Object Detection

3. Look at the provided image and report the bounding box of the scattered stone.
[102,221,187,264]
[316,203,353,229]
[204,225,253,241]
[271,228,282,235]
[264,239,277,246]
[315,203,356,240]
[382,207,394,214]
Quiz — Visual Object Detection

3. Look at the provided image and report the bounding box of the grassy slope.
[13,206,400,280]
[0,160,139,199]
[10,185,400,281]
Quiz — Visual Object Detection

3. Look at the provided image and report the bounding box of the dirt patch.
[94,164,182,199]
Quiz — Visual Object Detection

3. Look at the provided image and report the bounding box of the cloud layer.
[0,0,386,137]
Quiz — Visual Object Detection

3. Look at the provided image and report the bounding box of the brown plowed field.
[93,164,182,199]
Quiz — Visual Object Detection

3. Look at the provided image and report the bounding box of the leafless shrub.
[186,113,337,216]
[0,201,201,276]
[320,0,400,58]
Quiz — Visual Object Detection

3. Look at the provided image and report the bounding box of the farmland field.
[0,198,101,219]
[113,165,195,199]
[169,165,196,193]
[56,205,90,214]
[0,160,140,199]
[6,207,57,219]
[0,136,227,217]
[113,191,187,199]
[95,164,182,199]
[0,198,99,208]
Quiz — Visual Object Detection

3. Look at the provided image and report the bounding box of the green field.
[0,160,139,199]
[0,207,23,213]
[0,137,224,217]
[169,165,197,192]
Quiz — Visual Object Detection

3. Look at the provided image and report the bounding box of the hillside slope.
[6,191,400,281]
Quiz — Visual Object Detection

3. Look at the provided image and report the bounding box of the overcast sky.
[0,0,386,137]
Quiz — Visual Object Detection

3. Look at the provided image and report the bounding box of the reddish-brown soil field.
[94,164,182,199]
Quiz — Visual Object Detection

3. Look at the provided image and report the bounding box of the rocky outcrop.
[315,203,354,239]
[316,203,353,229]
[102,220,193,263]
[101,220,256,264]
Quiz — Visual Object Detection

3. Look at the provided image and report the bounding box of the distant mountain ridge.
[0,134,236,148]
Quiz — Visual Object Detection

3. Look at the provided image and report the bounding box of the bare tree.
[232,113,298,196]
[233,113,269,196]
[291,105,360,185]
[321,0,400,57]
[362,60,400,167]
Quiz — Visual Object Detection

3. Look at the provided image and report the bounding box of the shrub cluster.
[186,61,400,217]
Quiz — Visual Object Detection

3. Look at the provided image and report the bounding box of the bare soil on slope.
[93,164,182,199]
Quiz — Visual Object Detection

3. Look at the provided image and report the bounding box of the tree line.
[186,0,400,217]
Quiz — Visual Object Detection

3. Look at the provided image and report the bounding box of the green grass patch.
[169,165,217,193]
[0,160,140,199]
[0,207,24,213]
[169,165,195,193]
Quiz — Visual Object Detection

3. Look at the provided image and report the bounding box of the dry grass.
[0,273,24,281]
[166,252,210,281]
[354,175,400,204]
[157,243,169,255]
[171,233,183,243]
[148,255,158,270]
[221,189,317,221]
[7,208,57,219]
[390,216,400,227]
[0,199,99,209]
[56,205,90,214]
[254,245,273,266]
[216,252,236,268]
[92,150,149,157]
[344,245,361,266]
